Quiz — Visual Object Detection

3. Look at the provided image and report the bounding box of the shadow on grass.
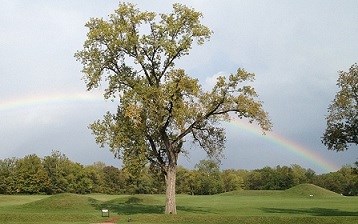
[91,196,212,215]
[92,197,164,215]
[177,205,213,214]
[261,207,358,216]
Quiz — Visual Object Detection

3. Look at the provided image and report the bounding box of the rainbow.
[227,118,339,173]
[1,93,340,173]
[0,91,105,112]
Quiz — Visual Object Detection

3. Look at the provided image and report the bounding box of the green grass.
[0,184,357,223]
[0,195,48,207]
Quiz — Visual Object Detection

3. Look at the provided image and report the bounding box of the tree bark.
[165,164,177,214]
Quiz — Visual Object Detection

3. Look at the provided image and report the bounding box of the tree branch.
[146,134,166,171]
[161,48,184,78]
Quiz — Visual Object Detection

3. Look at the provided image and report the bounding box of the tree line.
[0,151,356,196]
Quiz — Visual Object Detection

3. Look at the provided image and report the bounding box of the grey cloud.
[0,1,357,172]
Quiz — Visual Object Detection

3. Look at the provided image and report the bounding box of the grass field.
[0,184,357,224]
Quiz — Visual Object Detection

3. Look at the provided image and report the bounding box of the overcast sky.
[1,0,357,174]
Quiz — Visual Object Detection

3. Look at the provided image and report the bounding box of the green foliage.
[313,166,358,196]
[221,169,244,192]
[15,154,50,194]
[102,165,125,194]
[75,1,271,181]
[291,164,314,185]
[243,165,315,191]
[244,168,268,190]
[0,157,18,194]
[43,151,73,194]
[175,166,192,194]
[190,160,224,195]
[323,63,358,151]
[85,162,106,193]
[1,152,357,196]
[55,161,88,194]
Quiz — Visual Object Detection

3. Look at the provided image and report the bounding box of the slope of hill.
[20,193,97,211]
[284,184,341,198]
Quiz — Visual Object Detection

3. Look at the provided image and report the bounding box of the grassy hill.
[21,193,97,211]
[0,195,48,207]
[284,184,341,198]
[219,184,341,198]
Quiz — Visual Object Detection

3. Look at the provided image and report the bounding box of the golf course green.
[0,184,357,224]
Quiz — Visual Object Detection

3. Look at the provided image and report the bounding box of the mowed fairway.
[0,184,357,224]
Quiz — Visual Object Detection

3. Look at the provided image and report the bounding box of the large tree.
[75,3,271,214]
[322,63,358,151]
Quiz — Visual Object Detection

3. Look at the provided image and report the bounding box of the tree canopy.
[322,63,358,151]
[75,3,271,214]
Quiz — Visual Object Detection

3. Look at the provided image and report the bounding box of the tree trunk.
[165,165,177,214]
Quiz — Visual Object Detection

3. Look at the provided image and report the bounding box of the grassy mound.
[2,194,108,223]
[0,195,48,207]
[284,184,341,198]
[20,193,97,211]
[219,184,341,198]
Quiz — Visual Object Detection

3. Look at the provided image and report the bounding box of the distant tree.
[43,151,72,194]
[221,169,244,192]
[75,3,271,214]
[175,166,191,194]
[291,164,309,185]
[102,166,124,194]
[176,166,198,195]
[16,154,49,194]
[304,168,316,183]
[322,63,358,151]
[134,166,158,194]
[244,166,301,190]
[275,165,294,190]
[65,162,93,194]
[0,158,18,194]
[85,162,106,193]
[147,165,166,194]
[260,166,292,190]
[192,160,223,195]
[337,166,358,196]
[314,171,347,194]
[259,167,276,189]
[244,170,263,190]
